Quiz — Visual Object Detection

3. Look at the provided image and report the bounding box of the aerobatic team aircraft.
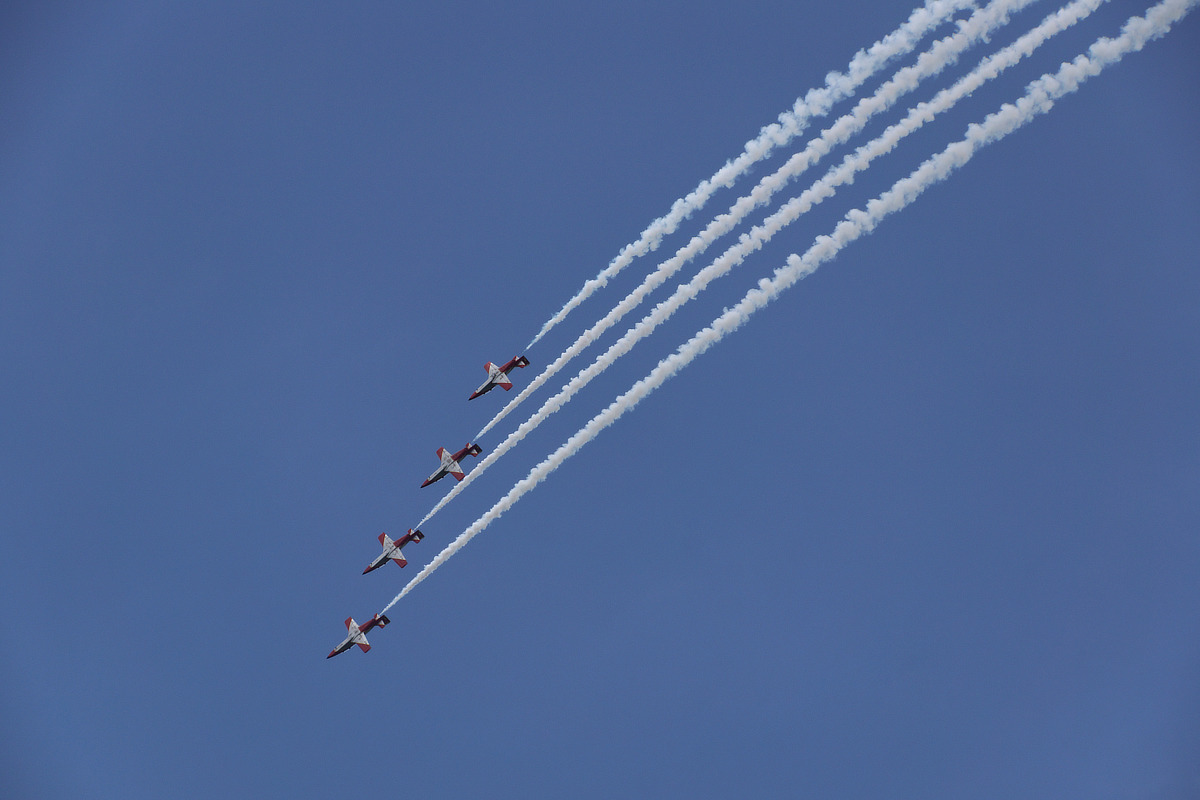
[327,614,390,658]
[469,355,530,399]
[421,443,483,487]
[363,530,424,574]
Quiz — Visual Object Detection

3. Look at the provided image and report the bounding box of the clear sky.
[1,2,1197,798]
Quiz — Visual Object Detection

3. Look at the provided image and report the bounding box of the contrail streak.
[479,0,1037,443]
[524,0,976,350]
[421,0,1085,531]
[387,0,1196,612]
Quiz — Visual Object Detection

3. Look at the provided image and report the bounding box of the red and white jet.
[421,443,483,487]
[363,529,424,574]
[326,614,390,659]
[469,355,530,400]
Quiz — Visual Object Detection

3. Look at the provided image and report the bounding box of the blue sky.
[2,2,1197,797]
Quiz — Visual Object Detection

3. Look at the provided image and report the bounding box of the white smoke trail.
[386,0,1196,612]
[421,0,1089,530]
[524,0,977,350]
[480,0,1038,443]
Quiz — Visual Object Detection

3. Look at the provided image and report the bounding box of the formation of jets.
[327,356,530,658]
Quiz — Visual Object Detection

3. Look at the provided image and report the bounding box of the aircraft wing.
[364,534,396,573]
[422,449,452,486]
[328,617,361,658]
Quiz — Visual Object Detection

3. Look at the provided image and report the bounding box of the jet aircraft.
[469,356,530,400]
[363,529,424,574]
[327,614,390,659]
[421,443,483,487]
